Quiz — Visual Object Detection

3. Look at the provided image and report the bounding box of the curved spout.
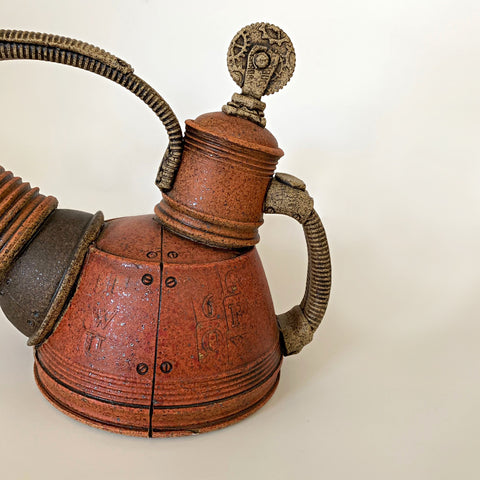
[0,166,104,345]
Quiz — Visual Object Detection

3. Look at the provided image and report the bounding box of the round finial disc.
[227,22,296,96]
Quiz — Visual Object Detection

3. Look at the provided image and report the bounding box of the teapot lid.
[186,112,283,156]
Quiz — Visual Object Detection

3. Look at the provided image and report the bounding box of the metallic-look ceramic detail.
[264,173,331,355]
[223,23,296,126]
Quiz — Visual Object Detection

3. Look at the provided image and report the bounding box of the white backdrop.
[0,1,479,479]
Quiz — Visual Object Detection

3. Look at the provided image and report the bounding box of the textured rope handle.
[264,173,331,355]
[0,29,183,190]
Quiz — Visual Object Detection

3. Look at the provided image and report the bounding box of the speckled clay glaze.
[0,23,331,437]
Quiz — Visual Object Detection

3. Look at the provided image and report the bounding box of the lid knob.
[223,23,296,127]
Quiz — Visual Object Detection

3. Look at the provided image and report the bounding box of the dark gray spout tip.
[0,167,104,345]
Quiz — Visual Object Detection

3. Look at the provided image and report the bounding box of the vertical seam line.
[148,226,164,437]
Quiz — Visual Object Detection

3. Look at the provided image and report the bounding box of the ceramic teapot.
[0,23,331,437]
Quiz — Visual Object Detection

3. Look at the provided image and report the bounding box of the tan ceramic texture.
[223,23,296,126]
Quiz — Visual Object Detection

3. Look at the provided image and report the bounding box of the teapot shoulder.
[95,214,248,265]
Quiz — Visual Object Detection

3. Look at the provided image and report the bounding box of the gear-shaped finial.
[223,23,296,127]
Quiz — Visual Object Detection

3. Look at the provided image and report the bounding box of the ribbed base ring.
[34,358,281,437]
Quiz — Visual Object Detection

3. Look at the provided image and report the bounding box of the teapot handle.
[0,30,183,190]
[264,173,331,356]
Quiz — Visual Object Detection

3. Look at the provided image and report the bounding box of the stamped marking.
[224,270,239,295]
[226,300,242,328]
[103,274,118,295]
[82,309,117,357]
[93,309,117,330]
[160,361,173,374]
[229,334,244,346]
[201,329,223,353]
[202,294,215,318]
[136,363,149,375]
[110,276,117,294]
[84,331,106,355]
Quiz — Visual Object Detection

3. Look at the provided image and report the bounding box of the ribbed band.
[0,167,57,281]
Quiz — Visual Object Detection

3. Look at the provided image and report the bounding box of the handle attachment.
[264,173,331,355]
[0,30,183,190]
